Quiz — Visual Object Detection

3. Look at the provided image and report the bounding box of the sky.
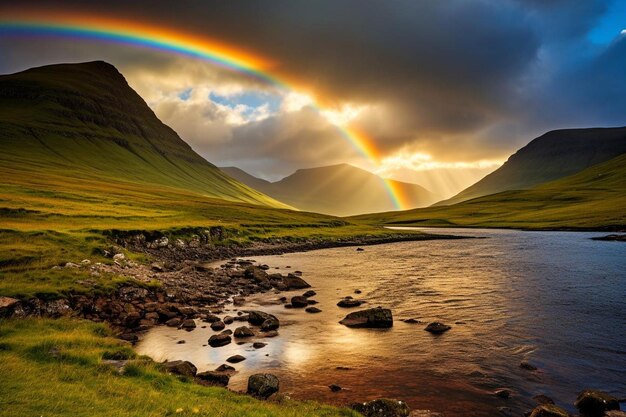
[1,0,625,197]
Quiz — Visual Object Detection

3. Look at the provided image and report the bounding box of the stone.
[261,317,280,332]
[203,314,221,323]
[575,390,620,417]
[208,333,231,347]
[262,330,279,338]
[339,307,393,328]
[165,317,182,327]
[247,373,279,399]
[529,404,569,417]
[329,384,342,392]
[247,310,277,326]
[226,354,246,363]
[233,296,245,306]
[305,307,322,313]
[196,371,230,387]
[180,319,196,330]
[351,399,410,417]
[424,322,451,334]
[215,364,236,373]
[223,316,234,324]
[163,360,197,377]
[210,321,225,331]
[356,248,365,251]
[234,326,255,338]
[303,290,317,298]
[253,342,267,349]
[290,296,309,308]
[402,318,422,324]
[281,274,311,290]
[337,298,364,308]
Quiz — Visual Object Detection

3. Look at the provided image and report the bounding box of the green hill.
[435,127,626,206]
[221,163,440,216]
[355,153,626,230]
[0,61,286,208]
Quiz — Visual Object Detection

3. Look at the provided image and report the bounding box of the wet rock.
[402,318,422,324]
[495,389,512,399]
[290,296,308,308]
[163,360,197,377]
[575,390,620,417]
[529,404,569,417]
[233,296,245,306]
[533,395,555,405]
[305,307,322,313]
[281,274,311,290]
[262,330,279,338]
[424,322,451,334]
[226,354,246,363]
[356,248,365,252]
[261,317,280,332]
[355,289,362,294]
[215,364,236,373]
[247,373,279,399]
[351,398,410,417]
[180,319,196,330]
[196,371,229,386]
[302,290,316,298]
[165,318,182,327]
[329,384,342,392]
[520,361,538,371]
[307,299,319,305]
[247,310,277,326]
[208,333,231,347]
[203,314,221,323]
[234,326,255,338]
[210,321,225,331]
[340,307,393,328]
[253,342,267,349]
[177,340,186,344]
[223,316,234,325]
[337,298,364,308]
[221,329,233,335]
[284,304,293,309]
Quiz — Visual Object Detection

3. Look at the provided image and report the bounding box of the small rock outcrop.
[196,371,230,386]
[424,322,451,334]
[234,326,255,338]
[163,360,197,377]
[575,390,620,417]
[339,307,393,328]
[351,398,410,417]
[226,355,246,364]
[208,333,231,347]
[261,317,280,332]
[290,296,309,308]
[247,373,279,399]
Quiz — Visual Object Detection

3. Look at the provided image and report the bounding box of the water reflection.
[136,229,626,416]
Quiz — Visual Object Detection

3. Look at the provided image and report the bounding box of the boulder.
[208,333,231,347]
[210,321,226,331]
[338,298,364,308]
[234,326,255,338]
[303,290,317,298]
[247,311,277,326]
[196,371,229,387]
[226,354,246,363]
[351,399,410,417]
[329,384,342,392]
[281,274,311,290]
[223,316,234,325]
[305,307,322,314]
[247,373,279,399]
[203,314,221,323]
[165,318,182,327]
[261,317,280,332]
[163,360,197,377]
[575,390,620,417]
[215,364,236,373]
[424,322,451,334]
[339,307,393,328]
[180,319,196,330]
[253,342,267,349]
[291,296,309,308]
[529,404,569,417]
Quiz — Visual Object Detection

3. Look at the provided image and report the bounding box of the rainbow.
[0,12,408,210]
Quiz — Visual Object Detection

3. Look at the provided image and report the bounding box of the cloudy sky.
[1,0,625,197]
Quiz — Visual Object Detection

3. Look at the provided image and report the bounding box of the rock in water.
[303,290,317,298]
[290,296,309,308]
[247,373,279,399]
[215,364,236,373]
[261,317,280,332]
[163,360,197,377]
[337,298,364,308]
[253,342,267,349]
[305,307,322,313]
[529,404,570,417]
[575,390,620,417]
[196,371,230,386]
[210,321,225,331]
[234,326,255,338]
[351,398,410,417]
[281,274,311,290]
[329,384,342,392]
[339,307,393,328]
[226,354,246,363]
[208,333,231,347]
[424,322,451,334]
[247,310,278,326]
[180,319,196,330]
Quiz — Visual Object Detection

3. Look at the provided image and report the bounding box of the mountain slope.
[222,163,440,216]
[0,61,286,208]
[436,127,626,206]
[356,153,626,230]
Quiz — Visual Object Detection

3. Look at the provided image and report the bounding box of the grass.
[0,318,358,417]
[355,153,626,230]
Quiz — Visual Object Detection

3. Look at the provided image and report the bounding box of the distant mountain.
[355,153,626,230]
[0,61,285,208]
[435,127,626,206]
[221,164,439,216]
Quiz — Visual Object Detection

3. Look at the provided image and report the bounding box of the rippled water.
[136,228,626,416]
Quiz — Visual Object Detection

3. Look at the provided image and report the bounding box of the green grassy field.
[355,153,626,230]
[0,318,357,417]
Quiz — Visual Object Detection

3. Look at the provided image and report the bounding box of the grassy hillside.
[0,318,356,417]
[436,127,626,206]
[355,153,626,230]
[0,61,286,208]
[222,164,440,216]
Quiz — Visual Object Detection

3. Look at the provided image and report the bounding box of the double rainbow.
[0,12,409,210]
